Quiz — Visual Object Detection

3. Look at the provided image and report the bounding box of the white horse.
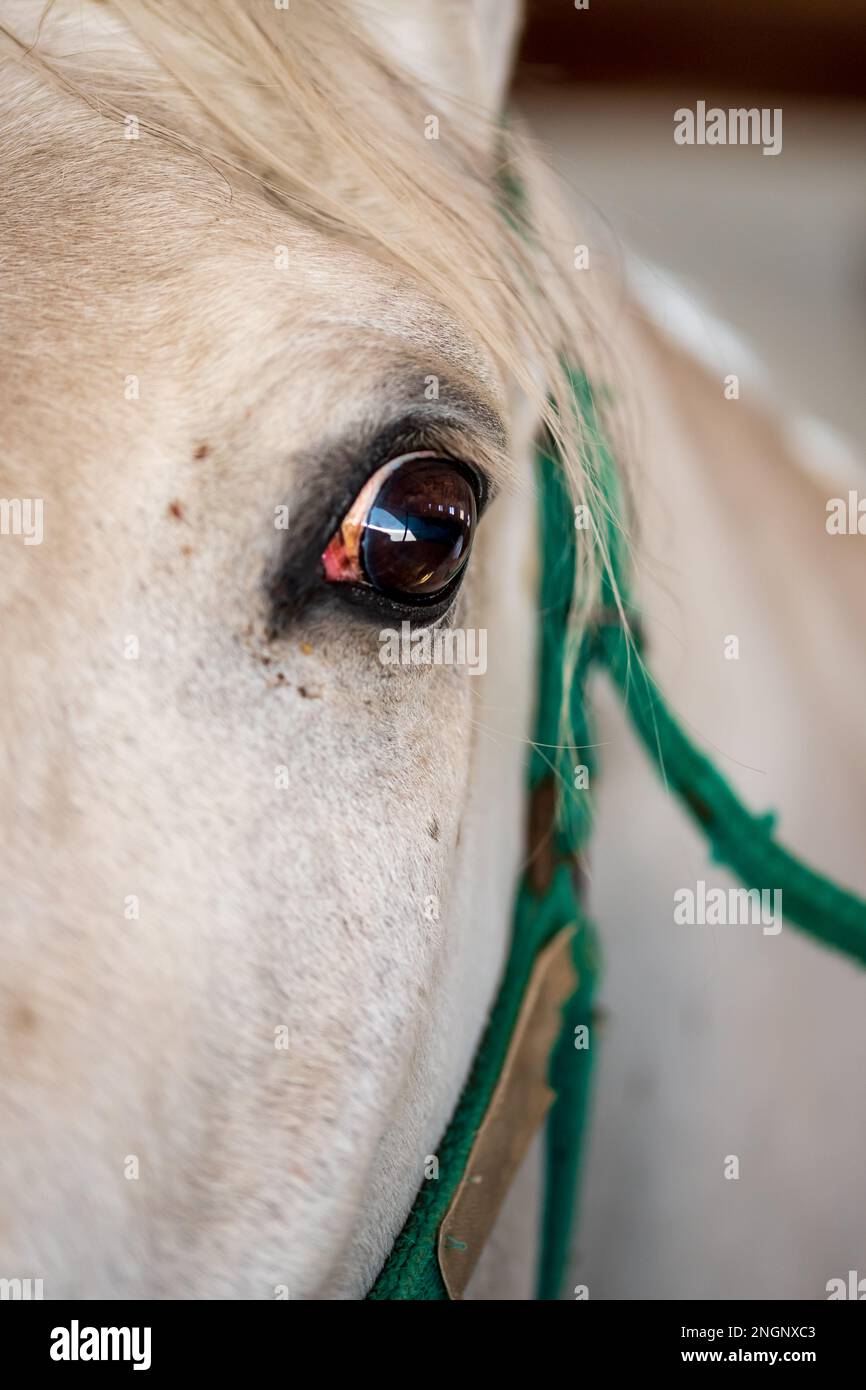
[0,0,863,1301]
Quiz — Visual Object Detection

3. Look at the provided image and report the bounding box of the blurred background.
[516,0,866,442]
[513,0,866,1299]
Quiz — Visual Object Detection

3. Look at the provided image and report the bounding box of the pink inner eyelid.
[321,451,440,584]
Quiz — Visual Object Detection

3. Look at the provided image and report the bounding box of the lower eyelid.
[326,569,467,629]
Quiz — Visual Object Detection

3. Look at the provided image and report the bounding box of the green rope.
[597,623,866,966]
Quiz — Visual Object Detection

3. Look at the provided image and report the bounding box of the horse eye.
[322,452,479,603]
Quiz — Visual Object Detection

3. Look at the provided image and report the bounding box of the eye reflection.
[322,452,478,602]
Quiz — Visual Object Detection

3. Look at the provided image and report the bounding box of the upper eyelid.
[341,417,494,504]
[342,448,488,518]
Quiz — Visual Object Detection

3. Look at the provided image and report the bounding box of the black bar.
[1,1298,862,1374]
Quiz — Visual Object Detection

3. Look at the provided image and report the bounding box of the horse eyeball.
[322,453,478,601]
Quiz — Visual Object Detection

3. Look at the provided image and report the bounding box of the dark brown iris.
[360,457,477,598]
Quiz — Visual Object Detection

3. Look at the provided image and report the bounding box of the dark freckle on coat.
[298,685,322,699]
[193,443,210,460]
[168,500,185,521]
[8,1001,38,1039]
[428,817,440,841]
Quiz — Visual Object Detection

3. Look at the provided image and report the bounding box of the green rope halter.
[367,370,866,1302]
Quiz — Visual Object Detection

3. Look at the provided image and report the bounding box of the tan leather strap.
[437,925,578,1298]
